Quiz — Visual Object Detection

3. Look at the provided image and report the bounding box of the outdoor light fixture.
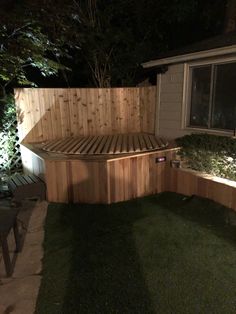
[155,156,166,163]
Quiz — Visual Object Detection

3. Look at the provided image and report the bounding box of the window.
[188,61,236,131]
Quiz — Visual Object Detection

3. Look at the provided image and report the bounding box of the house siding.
[158,63,188,139]
[157,61,234,140]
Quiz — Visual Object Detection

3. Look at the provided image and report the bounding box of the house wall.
[157,58,236,140]
[157,64,189,140]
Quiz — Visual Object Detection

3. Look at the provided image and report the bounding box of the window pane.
[212,63,236,130]
[189,66,211,127]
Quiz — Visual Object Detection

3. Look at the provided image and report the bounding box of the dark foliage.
[176,133,236,181]
[0,0,227,88]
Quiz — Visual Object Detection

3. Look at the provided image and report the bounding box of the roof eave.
[142,45,236,68]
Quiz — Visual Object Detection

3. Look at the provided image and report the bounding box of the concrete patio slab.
[0,199,48,314]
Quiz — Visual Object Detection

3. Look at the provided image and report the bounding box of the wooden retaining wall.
[14,87,156,143]
[168,168,236,211]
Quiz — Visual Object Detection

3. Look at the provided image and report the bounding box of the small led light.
[156,156,166,163]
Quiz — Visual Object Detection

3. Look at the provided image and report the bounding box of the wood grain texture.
[107,149,176,203]
[19,139,236,209]
[168,168,236,211]
[14,87,157,143]
[41,133,168,155]
[43,148,175,204]
[45,159,108,203]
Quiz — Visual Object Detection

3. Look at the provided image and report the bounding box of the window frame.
[182,56,236,135]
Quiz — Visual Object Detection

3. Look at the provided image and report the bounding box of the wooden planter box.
[168,167,236,211]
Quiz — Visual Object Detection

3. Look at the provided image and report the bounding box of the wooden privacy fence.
[14,87,157,143]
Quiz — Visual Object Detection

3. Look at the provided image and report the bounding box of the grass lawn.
[36,192,236,314]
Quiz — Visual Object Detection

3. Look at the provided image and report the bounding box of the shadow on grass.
[36,192,236,314]
[37,199,157,314]
[155,192,236,245]
[62,201,156,314]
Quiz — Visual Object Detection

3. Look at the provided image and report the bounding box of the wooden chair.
[0,205,21,276]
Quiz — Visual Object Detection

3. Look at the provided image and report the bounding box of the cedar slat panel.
[104,89,112,134]
[138,134,147,150]
[75,136,94,153]
[102,135,113,154]
[94,136,108,154]
[86,136,103,154]
[57,138,76,152]
[48,138,69,151]
[127,134,135,153]
[133,134,141,152]
[15,87,156,143]
[42,133,168,155]
[69,137,88,154]
[107,149,172,203]
[63,137,84,153]
[83,136,101,154]
[41,148,178,203]
[148,134,158,149]
[115,134,123,153]
[121,134,128,153]
[142,133,153,149]
[109,134,119,154]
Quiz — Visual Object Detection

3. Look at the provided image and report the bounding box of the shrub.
[176,133,236,181]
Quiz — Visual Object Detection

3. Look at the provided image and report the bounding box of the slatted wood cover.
[42,133,168,155]
[8,174,41,189]
[7,173,46,201]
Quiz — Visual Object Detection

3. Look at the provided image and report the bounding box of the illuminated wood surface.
[21,143,177,204]
[15,87,156,143]
[41,133,168,155]
[20,142,236,209]
[43,148,176,204]
[168,168,236,211]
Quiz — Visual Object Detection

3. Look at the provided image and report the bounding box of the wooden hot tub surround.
[21,143,177,204]
[15,87,178,204]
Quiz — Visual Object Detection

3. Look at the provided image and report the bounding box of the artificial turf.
[35,192,236,314]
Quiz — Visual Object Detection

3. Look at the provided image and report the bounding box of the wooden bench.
[8,174,46,202]
[0,203,21,276]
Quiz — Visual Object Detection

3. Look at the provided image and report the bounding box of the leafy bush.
[176,133,236,181]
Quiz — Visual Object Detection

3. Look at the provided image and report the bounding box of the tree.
[0,0,228,89]
[71,0,227,87]
[72,0,114,87]
[0,23,65,99]
[0,1,70,103]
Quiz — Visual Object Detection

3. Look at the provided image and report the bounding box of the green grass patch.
[36,192,236,314]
